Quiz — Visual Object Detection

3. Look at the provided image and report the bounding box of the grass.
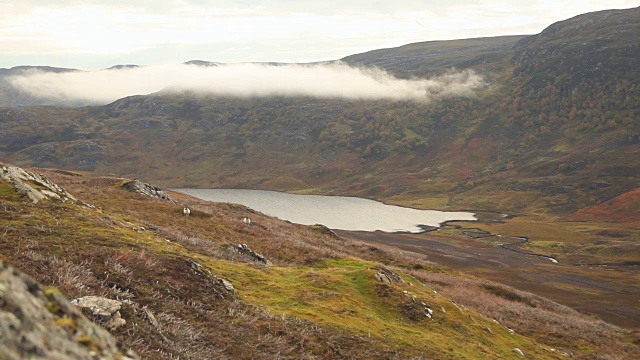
[1,165,638,359]
[445,212,640,265]
[203,256,526,357]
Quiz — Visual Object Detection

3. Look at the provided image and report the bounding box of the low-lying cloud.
[8,62,484,106]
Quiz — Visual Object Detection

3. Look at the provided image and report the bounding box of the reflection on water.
[174,188,476,233]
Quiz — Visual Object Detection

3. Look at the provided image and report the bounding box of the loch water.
[174,188,476,233]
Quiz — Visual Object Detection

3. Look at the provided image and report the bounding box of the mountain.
[512,7,640,91]
[1,7,640,357]
[1,162,637,359]
[341,35,526,78]
[1,8,638,217]
[0,66,80,107]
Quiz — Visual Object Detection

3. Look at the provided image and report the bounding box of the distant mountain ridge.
[0,66,80,107]
[0,6,638,217]
[341,35,526,77]
[512,7,640,90]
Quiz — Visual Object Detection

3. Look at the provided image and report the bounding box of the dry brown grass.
[1,168,638,359]
[407,269,639,359]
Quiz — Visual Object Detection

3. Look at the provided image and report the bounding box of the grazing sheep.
[183,207,191,217]
[242,217,251,226]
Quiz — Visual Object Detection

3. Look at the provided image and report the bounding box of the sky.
[1,0,638,70]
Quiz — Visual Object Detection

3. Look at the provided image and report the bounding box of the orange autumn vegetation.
[572,188,640,224]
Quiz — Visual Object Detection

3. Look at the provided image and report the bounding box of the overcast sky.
[1,1,638,69]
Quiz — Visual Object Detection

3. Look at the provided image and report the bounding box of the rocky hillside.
[1,162,638,359]
[512,7,640,90]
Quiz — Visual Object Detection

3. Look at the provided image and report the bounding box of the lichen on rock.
[0,163,93,208]
[0,260,137,360]
[71,296,127,331]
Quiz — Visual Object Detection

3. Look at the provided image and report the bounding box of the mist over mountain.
[2,7,638,214]
[4,63,484,105]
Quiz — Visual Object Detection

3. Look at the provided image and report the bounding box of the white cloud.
[7,63,485,104]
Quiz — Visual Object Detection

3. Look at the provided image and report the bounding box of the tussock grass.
[1,169,638,359]
[409,270,639,359]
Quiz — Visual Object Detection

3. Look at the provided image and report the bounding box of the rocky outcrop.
[232,243,272,266]
[121,179,176,203]
[0,163,93,208]
[374,266,404,284]
[188,259,236,293]
[71,296,127,331]
[218,278,235,292]
[0,260,138,360]
[310,224,340,238]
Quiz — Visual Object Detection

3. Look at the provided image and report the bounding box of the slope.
[341,35,525,77]
[2,162,638,358]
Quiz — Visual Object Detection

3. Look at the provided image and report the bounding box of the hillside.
[341,35,525,78]
[0,66,80,107]
[512,7,640,91]
[1,8,639,355]
[1,162,639,359]
[0,8,638,218]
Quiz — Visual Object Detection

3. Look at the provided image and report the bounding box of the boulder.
[0,260,137,359]
[219,278,235,292]
[374,266,404,283]
[71,296,126,331]
[0,164,92,208]
[233,243,272,266]
[121,179,176,203]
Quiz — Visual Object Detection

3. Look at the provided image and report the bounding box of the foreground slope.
[0,260,138,359]
[2,163,638,359]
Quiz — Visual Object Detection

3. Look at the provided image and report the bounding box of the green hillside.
[1,162,637,359]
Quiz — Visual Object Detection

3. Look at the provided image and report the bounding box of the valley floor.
[340,223,640,329]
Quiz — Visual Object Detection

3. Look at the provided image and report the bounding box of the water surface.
[175,188,476,233]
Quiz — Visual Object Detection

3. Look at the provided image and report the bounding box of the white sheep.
[183,207,191,217]
[242,217,251,226]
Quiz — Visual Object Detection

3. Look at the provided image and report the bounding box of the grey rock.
[374,266,404,284]
[0,164,93,208]
[234,243,272,266]
[71,296,126,331]
[0,260,138,360]
[121,179,176,203]
[219,278,235,292]
[512,348,524,356]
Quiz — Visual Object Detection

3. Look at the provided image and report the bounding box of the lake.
[174,189,476,233]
